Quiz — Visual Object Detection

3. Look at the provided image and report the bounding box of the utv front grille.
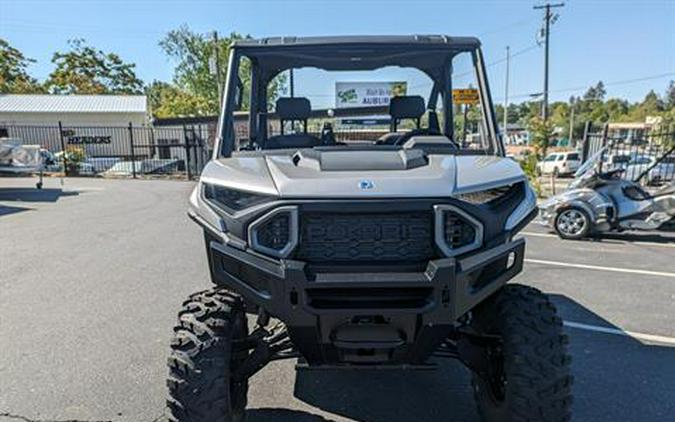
[306,287,433,310]
[295,212,435,264]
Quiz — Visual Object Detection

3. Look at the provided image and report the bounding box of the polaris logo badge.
[359,180,375,190]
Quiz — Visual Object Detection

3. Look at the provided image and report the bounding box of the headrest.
[389,95,425,119]
[275,97,311,120]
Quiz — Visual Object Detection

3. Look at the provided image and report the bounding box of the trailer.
[0,138,46,189]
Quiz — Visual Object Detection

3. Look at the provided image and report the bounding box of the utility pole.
[534,2,564,121]
[212,31,223,110]
[503,45,510,143]
[568,97,576,147]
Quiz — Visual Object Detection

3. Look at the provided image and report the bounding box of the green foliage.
[0,38,44,93]
[145,80,210,118]
[63,146,86,175]
[666,81,675,109]
[527,116,554,158]
[583,81,606,101]
[158,26,285,117]
[519,154,542,197]
[46,39,144,94]
[499,80,674,142]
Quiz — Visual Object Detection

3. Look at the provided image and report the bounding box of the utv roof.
[233,35,480,49]
[232,35,481,73]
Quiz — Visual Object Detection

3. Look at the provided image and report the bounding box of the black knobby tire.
[167,288,249,422]
[471,284,573,422]
[554,206,591,240]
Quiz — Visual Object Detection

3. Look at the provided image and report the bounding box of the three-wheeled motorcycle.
[539,146,675,239]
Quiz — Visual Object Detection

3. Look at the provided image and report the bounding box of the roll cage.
[214,35,503,158]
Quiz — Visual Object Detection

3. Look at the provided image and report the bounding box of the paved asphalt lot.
[1,176,674,422]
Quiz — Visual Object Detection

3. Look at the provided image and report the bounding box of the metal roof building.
[0,94,149,127]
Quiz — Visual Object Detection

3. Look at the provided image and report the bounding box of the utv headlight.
[248,206,299,258]
[203,183,275,213]
[453,184,515,205]
[434,205,483,257]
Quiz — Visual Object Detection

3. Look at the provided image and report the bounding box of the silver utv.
[539,146,675,239]
[170,35,572,422]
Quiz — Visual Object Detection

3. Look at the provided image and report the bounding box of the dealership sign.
[335,81,406,125]
[335,81,407,109]
[61,129,112,144]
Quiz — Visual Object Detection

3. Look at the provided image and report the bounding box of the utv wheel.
[554,207,590,239]
[470,284,573,422]
[167,289,249,422]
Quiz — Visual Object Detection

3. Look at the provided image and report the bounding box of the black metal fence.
[580,122,675,186]
[2,122,212,179]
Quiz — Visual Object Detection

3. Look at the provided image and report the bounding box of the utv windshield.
[215,36,501,157]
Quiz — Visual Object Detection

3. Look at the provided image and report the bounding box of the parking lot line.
[524,258,675,278]
[564,320,675,346]
[521,231,675,249]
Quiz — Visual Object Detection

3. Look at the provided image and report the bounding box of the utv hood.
[201,150,526,198]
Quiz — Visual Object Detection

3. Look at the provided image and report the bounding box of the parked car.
[624,154,675,185]
[536,151,581,176]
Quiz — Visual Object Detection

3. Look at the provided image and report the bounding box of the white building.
[0,94,150,158]
[0,94,149,127]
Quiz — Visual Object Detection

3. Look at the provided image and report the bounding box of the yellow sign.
[452,89,480,105]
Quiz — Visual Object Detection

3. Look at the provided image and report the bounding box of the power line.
[494,72,675,102]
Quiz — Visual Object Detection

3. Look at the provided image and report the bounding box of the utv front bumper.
[204,233,525,365]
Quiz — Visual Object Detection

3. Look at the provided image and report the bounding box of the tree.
[665,80,675,109]
[583,81,606,102]
[527,116,554,158]
[0,38,43,93]
[46,39,144,94]
[145,80,210,118]
[159,25,285,116]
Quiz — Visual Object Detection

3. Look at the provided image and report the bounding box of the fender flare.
[552,200,599,224]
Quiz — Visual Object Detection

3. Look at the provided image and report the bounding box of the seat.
[264,97,321,149]
[377,96,427,145]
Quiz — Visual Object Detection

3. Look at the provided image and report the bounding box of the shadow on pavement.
[0,204,33,216]
[551,294,674,422]
[292,361,477,422]
[0,187,78,203]
[242,294,675,422]
[596,231,675,243]
[248,408,337,421]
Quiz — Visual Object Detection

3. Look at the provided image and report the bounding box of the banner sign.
[452,88,480,105]
[335,81,407,109]
[335,81,407,126]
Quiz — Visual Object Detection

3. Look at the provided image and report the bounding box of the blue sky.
[1,0,673,107]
